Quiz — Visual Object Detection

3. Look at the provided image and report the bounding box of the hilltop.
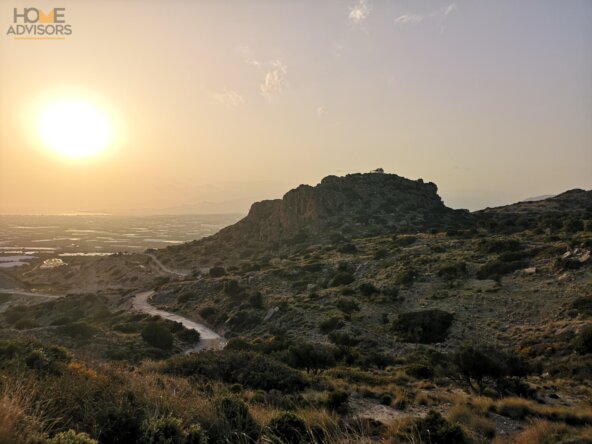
[157,172,472,267]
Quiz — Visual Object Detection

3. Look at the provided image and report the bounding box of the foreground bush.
[163,350,307,392]
[141,323,174,350]
[49,430,98,444]
[399,411,467,444]
[266,412,310,444]
[393,310,454,343]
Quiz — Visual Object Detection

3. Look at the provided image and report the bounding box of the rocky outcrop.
[198,172,470,248]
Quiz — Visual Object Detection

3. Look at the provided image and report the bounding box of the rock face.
[205,172,470,247]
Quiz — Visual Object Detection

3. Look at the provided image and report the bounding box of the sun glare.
[37,98,114,159]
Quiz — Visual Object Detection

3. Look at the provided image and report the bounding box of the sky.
[0,0,591,215]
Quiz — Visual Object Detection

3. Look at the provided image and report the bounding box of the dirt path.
[145,254,190,277]
[132,290,225,353]
[0,289,60,299]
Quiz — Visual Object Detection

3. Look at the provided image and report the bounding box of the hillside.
[156,172,472,268]
[1,174,592,444]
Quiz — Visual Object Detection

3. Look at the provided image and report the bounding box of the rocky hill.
[479,189,592,216]
[159,172,471,265]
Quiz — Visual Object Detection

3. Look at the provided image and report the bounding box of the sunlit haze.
[1,0,591,214]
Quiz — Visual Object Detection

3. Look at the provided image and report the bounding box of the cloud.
[349,0,370,24]
[260,60,288,101]
[444,3,457,16]
[213,89,244,108]
[394,3,457,27]
[394,14,424,25]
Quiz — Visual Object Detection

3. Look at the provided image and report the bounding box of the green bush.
[319,316,344,334]
[212,396,260,443]
[392,235,417,247]
[437,262,467,280]
[335,297,359,315]
[394,267,416,286]
[476,260,528,280]
[450,344,530,393]
[327,391,349,414]
[393,310,453,343]
[575,325,592,354]
[287,342,336,373]
[209,266,226,277]
[141,416,185,444]
[358,282,379,296]
[163,350,306,392]
[141,323,174,350]
[330,272,355,287]
[399,411,467,444]
[266,412,310,444]
[175,328,201,344]
[49,430,98,444]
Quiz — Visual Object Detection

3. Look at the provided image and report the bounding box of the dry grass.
[0,379,45,444]
[448,403,496,440]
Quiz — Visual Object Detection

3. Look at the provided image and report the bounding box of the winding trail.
[133,290,226,353]
[145,254,190,277]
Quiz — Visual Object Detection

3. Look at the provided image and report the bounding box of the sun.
[37,98,114,159]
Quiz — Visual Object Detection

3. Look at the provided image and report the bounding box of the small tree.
[141,323,174,350]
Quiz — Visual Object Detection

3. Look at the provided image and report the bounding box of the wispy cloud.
[237,47,289,102]
[349,0,371,24]
[213,89,244,108]
[444,3,457,16]
[260,60,288,102]
[394,14,424,25]
[394,3,457,26]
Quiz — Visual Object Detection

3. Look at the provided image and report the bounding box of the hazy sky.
[1,0,591,214]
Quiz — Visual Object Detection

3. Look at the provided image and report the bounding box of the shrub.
[338,243,358,254]
[379,393,393,406]
[476,259,528,280]
[175,328,200,344]
[575,324,592,354]
[49,430,98,444]
[330,272,355,287]
[141,416,185,444]
[393,235,417,247]
[328,331,359,347]
[163,350,306,392]
[213,396,259,442]
[437,262,467,280]
[570,296,592,317]
[287,342,336,373]
[248,292,264,309]
[564,218,584,233]
[479,239,522,253]
[58,322,98,340]
[399,411,467,444]
[185,424,207,444]
[141,323,174,350]
[393,310,453,343]
[335,298,359,315]
[266,413,310,444]
[327,391,348,414]
[394,267,416,286]
[450,344,530,393]
[209,266,226,277]
[358,282,379,296]
[373,249,388,260]
[223,280,242,298]
[319,316,344,334]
